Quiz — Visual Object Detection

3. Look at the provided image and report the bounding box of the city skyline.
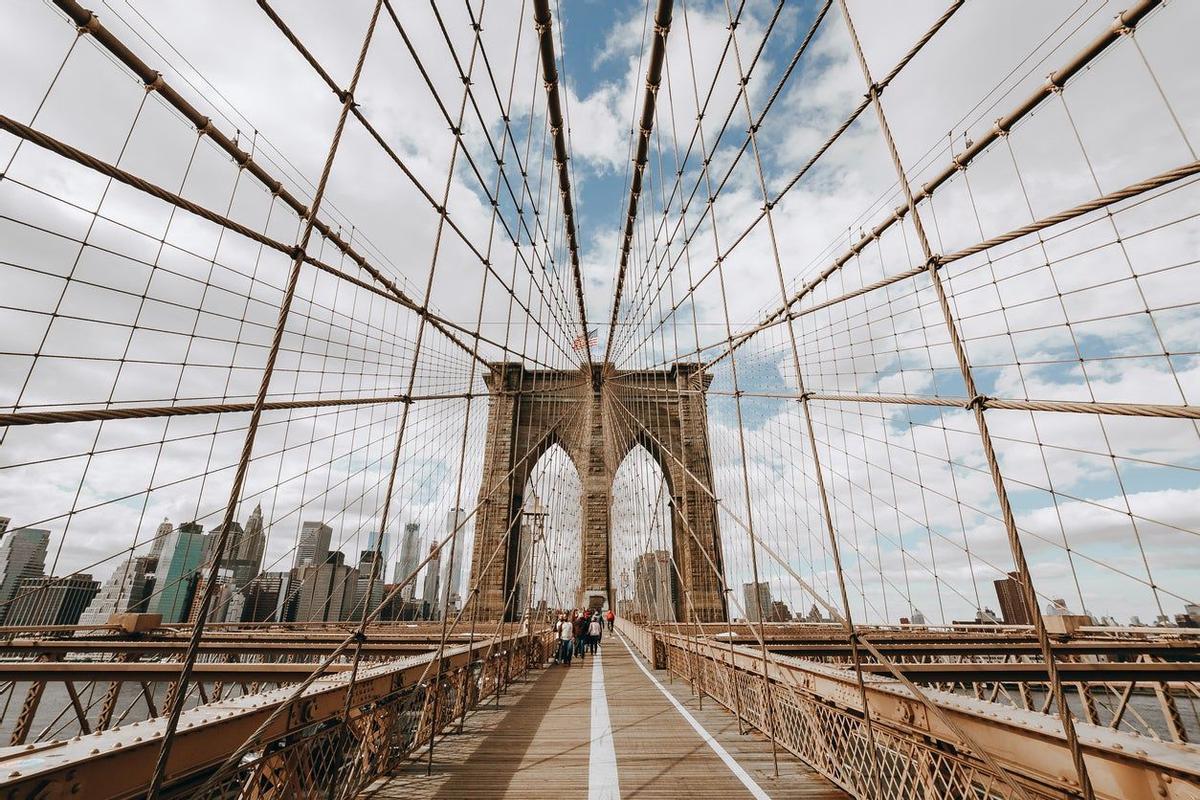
[0,504,477,628]
[3,510,1198,629]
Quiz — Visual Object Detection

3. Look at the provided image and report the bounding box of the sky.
[0,0,1197,627]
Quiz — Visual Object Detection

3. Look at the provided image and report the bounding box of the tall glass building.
[149,523,206,623]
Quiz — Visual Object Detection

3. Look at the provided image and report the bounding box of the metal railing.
[621,621,1200,800]
[0,626,555,799]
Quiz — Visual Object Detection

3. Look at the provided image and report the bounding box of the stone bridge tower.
[468,362,726,622]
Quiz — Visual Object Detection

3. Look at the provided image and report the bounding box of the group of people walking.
[553,608,615,665]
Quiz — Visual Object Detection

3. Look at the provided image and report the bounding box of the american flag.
[572,327,598,353]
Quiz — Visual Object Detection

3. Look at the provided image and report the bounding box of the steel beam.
[847,661,1200,683]
[0,640,437,657]
[768,641,1200,658]
[0,662,356,683]
[0,631,542,799]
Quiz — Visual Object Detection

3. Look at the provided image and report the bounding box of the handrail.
[637,624,1200,800]
[0,629,553,798]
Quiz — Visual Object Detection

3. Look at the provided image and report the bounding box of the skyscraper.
[441,508,466,615]
[514,512,533,614]
[350,550,385,621]
[396,522,421,600]
[1046,598,1070,616]
[768,600,793,622]
[376,584,415,621]
[187,575,237,624]
[149,522,206,623]
[77,555,157,627]
[0,528,49,624]
[742,581,772,624]
[366,529,389,559]
[803,603,829,623]
[204,520,244,571]
[422,543,442,619]
[993,571,1031,625]
[240,571,291,623]
[7,575,99,626]
[293,552,357,622]
[633,550,673,621]
[514,495,546,616]
[294,521,332,570]
[233,503,266,587]
[148,518,173,560]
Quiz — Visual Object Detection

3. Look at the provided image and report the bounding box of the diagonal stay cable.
[192,393,587,794]
[616,0,963,368]
[256,0,581,368]
[49,0,556,371]
[143,4,386,797]
[691,0,1161,373]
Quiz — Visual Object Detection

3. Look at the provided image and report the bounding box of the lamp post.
[521,494,548,634]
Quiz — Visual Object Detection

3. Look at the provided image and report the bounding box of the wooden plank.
[362,635,845,798]
[363,660,589,798]
[605,636,845,799]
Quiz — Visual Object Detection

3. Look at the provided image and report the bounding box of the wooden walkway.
[361,632,845,799]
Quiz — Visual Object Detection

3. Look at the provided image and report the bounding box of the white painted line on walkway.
[618,634,772,800]
[589,646,621,799]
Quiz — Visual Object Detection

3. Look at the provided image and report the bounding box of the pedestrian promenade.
[361,632,846,799]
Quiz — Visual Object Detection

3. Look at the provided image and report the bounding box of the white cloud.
[0,0,1196,631]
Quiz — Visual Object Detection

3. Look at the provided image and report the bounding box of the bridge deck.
[362,632,845,799]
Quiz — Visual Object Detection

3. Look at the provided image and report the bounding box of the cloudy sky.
[0,0,1196,626]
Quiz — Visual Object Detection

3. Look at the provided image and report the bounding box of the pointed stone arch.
[609,442,676,621]
[603,366,726,622]
[514,439,581,614]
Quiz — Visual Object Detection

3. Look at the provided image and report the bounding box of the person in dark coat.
[573,612,588,660]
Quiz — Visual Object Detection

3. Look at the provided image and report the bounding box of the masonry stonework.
[467,362,726,622]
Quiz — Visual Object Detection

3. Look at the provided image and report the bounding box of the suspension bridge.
[0,0,1197,797]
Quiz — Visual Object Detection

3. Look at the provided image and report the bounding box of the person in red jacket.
[605,608,615,633]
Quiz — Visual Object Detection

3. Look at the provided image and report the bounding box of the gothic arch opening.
[610,444,676,622]
[513,442,581,616]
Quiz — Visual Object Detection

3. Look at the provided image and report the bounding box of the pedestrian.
[573,612,588,660]
[556,614,573,665]
[588,614,602,654]
[605,608,615,633]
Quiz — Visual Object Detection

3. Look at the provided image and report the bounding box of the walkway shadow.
[427,665,571,798]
